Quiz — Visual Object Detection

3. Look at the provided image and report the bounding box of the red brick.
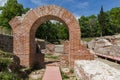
[9,5,94,67]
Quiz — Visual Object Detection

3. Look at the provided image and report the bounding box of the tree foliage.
[35,21,69,43]
[79,15,100,37]
[79,6,120,38]
[0,0,29,30]
[98,6,112,36]
[109,7,120,34]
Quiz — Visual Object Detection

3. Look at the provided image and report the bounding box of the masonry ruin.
[9,5,94,67]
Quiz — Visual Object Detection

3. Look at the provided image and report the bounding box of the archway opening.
[32,19,69,68]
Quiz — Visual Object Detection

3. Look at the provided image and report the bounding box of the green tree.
[79,16,90,37]
[109,7,120,34]
[98,6,106,36]
[98,6,112,36]
[35,21,69,43]
[0,0,29,32]
[78,15,100,37]
[88,15,100,37]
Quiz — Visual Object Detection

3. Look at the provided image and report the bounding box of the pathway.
[42,66,62,80]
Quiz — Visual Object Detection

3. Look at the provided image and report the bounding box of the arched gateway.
[9,5,94,67]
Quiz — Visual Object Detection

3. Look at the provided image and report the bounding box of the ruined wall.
[63,40,69,54]
[46,44,64,54]
[9,5,94,67]
[0,34,13,52]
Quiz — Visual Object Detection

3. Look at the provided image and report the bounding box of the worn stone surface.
[9,5,94,67]
[46,44,55,54]
[74,60,120,80]
[88,34,120,58]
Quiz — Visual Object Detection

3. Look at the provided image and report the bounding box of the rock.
[74,60,120,80]
[61,68,70,74]
[8,62,20,72]
[46,44,55,54]
[29,70,43,80]
[11,55,20,65]
[88,39,96,50]
[88,34,120,58]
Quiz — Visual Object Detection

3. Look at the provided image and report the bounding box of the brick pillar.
[13,32,31,67]
[63,40,69,54]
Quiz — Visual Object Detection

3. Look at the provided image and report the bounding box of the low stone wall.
[74,60,120,80]
[55,45,64,53]
[46,44,64,54]
[0,34,13,52]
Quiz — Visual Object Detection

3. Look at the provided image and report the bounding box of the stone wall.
[0,34,13,52]
[55,45,64,53]
[46,44,64,54]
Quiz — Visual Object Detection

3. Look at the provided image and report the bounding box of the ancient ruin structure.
[9,5,94,67]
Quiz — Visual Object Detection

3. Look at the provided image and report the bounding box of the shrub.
[0,58,12,71]
[0,71,20,80]
[61,73,69,80]
[0,50,12,58]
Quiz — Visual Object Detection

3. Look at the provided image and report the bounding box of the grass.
[45,54,59,60]
[81,37,95,42]
[0,71,20,80]
[60,68,77,80]
[61,70,69,80]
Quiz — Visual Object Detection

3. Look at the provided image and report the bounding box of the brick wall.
[9,5,94,67]
[0,34,13,52]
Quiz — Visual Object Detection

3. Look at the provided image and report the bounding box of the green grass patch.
[81,37,95,42]
[0,71,20,80]
[45,54,59,60]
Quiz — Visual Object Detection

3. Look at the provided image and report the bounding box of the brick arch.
[9,5,94,67]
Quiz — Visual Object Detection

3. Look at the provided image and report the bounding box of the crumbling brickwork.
[9,5,94,67]
[63,40,69,54]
